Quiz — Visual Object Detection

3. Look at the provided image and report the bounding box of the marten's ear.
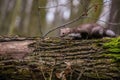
[60,28,63,31]
[60,28,71,33]
[60,27,70,30]
[65,28,71,32]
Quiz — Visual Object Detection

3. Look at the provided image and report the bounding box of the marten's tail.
[105,29,116,37]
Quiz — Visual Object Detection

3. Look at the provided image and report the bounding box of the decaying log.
[0,37,35,59]
[0,37,120,80]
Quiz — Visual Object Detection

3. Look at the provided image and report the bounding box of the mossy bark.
[0,37,120,80]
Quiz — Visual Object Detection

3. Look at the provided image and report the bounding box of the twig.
[42,1,112,38]
[42,2,94,38]
[77,68,85,80]
[42,15,84,38]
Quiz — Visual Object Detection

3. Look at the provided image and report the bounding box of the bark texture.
[0,37,120,80]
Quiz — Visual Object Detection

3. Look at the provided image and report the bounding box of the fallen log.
[0,37,35,59]
[0,37,120,80]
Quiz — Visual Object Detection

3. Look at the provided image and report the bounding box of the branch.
[42,15,85,38]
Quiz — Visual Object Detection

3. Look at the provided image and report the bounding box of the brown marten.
[60,23,116,39]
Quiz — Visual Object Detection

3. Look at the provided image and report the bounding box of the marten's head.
[60,28,71,37]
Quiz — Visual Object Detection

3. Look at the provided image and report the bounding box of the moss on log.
[0,37,120,80]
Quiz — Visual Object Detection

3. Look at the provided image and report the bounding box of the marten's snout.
[60,33,65,37]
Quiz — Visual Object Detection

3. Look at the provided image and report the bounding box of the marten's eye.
[62,33,65,34]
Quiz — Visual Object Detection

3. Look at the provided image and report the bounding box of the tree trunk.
[108,0,120,35]
[0,37,120,80]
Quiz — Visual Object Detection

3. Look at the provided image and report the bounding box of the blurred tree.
[82,0,103,23]
[0,0,15,34]
[108,0,120,35]
[28,0,46,37]
[9,0,22,35]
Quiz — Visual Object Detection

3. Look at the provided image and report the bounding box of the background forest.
[0,0,120,37]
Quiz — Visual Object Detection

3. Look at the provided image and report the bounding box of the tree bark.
[0,37,120,80]
[0,37,36,58]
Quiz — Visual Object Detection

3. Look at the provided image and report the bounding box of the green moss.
[103,37,120,62]
[103,37,120,53]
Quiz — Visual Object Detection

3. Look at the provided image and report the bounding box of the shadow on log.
[0,36,120,80]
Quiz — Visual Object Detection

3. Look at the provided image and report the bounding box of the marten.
[60,23,116,39]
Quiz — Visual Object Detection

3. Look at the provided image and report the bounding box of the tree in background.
[108,0,120,35]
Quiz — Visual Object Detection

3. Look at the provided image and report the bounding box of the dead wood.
[0,37,120,80]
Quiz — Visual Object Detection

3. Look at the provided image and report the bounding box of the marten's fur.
[60,23,116,39]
